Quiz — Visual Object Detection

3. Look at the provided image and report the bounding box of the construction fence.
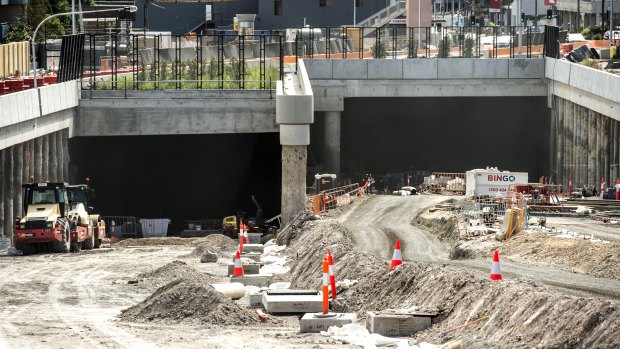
[307,183,369,215]
[0,41,29,79]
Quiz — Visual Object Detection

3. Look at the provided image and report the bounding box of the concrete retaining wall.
[304,58,545,80]
[0,81,79,151]
[546,57,620,121]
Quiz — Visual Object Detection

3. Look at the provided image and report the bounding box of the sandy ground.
[344,194,620,299]
[2,195,620,348]
[0,242,353,349]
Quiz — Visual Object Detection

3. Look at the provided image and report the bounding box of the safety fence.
[455,194,527,239]
[423,172,466,194]
[307,183,369,215]
[101,216,143,239]
[30,26,549,91]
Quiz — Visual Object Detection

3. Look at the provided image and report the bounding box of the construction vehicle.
[67,183,106,249]
[221,195,278,238]
[14,182,100,255]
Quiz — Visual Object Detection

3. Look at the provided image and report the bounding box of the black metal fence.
[64,26,546,91]
[57,34,85,83]
[543,25,560,58]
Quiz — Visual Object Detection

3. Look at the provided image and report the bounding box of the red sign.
[544,0,556,6]
[489,0,501,12]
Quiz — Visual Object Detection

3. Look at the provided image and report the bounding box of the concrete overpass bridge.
[1,57,619,239]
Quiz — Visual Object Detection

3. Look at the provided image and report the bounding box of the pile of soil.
[276,214,620,348]
[189,234,237,257]
[121,278,259,326]
[413,207,459,243]
[137,260,220,289]
[116,237,200,247]
[502,232,620,281]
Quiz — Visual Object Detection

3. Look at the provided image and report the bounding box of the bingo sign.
[467,170,529,197]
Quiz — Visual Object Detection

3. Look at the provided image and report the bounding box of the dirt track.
[341,194,620,299]
[0,245,351,349]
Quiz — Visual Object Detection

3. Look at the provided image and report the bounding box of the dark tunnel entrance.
[310,96,551,182]
[69,134,281,233]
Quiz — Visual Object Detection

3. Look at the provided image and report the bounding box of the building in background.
[0,0,29,42]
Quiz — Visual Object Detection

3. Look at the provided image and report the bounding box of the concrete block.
[262,290,323,313]
[332,60,367,79]
[229,274,271,287]
[402,59,438,79]
[279,124,310,146]
[241,252,262,262]
[242,244,264,254]
[303,59,333,79]
[300,313,357,333]
[473,59,509,79]
[366,311,432,336]
[438,58,474,79]
[508,58,544,78]
[227,262,261,276]
[249,289,267,307]
[368,60,403,80]
[247,232,262,244]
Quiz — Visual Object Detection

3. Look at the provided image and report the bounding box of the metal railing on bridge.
[71,26,543,91]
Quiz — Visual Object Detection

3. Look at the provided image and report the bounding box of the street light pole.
[353,0,356,25]
[31,6,137,88]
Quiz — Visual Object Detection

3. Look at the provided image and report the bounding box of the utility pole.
[534,0,538,27]
[71,0,76,34]
[577,0,581,31]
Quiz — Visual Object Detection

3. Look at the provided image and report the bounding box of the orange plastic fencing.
[308,182,369,215]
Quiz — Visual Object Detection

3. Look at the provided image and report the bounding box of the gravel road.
[340,194,620,300]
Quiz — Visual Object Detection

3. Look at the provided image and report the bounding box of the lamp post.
[31,6,137,88]
[353,0,356,25]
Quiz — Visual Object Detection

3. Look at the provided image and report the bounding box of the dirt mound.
[502,232,620,281]
[116,237,199,247]
[121,278,259,326]
[280,215,620,348]
[413,208,459,243]
[137,260,220,289]
[189,234,237,257]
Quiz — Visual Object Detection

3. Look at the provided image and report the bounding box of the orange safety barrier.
[308,182,368,216]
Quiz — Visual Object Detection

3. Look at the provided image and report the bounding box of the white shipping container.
[466,168,528,197]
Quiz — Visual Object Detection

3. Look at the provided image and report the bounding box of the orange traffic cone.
[233,250,244,277]
[238,219,244,254]
[489,250,502,281]
[327,249,336,299]
[322,256,329,314]
[390,240,403,270]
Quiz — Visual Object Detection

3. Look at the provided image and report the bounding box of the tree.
[3,15,31,44]
[463,36,475,58]
[437,34,451,58]
[371,41,387,58]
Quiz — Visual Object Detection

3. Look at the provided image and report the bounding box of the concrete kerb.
[300,312,357,333]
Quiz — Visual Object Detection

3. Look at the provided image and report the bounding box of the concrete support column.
[56,131,64,182]
[13,144,23,223]
[323,111,341,175]
[281,145,308,224]
[41,135,49,181]
[34,137,43,182]
[62,129,70,182]
[3,147,14,240]
[49,132,58,182]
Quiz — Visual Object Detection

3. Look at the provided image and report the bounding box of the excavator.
[221,195,278,238]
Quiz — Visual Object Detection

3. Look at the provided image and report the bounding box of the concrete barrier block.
[241,244,264,254]
[508,58,544,78]
[550,58,571,84]
[0,98,8,127]
[249,289,266,307]
[368,60,403,79]
[9,94,19,125]
[227,262,260,276]
[263,291,323,314]
[303,60,333,79]
[402,59,438,79]
[247,232,262,244]
[332,60,367,79]
[438,58,474,79]
[300,313,357,333]
[229,274,271,287]
[473,59,508,78]
[366,311,432,336]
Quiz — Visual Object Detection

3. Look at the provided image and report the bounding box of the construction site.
[2,0,620,346]
[1,165,620,348]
